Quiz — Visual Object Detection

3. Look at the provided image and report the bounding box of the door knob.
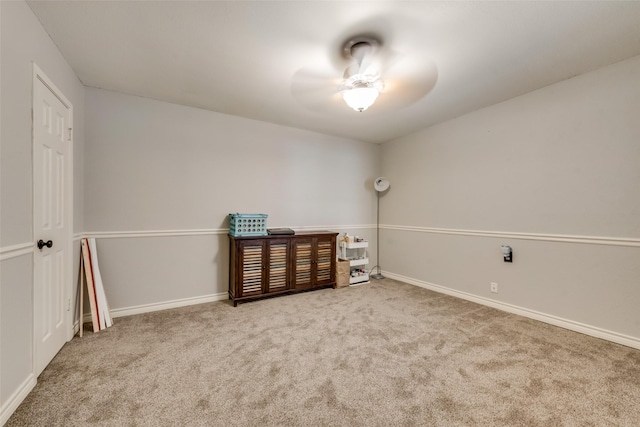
[37,239,53,250]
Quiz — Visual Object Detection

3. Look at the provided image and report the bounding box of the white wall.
[84,88,379,313]
[0,0,84,422]
[380,54,640,348]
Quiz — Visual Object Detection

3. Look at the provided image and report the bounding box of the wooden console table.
[228,231,338,306]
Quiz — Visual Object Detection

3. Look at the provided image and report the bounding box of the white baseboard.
[0,374,36,425]
[384,271,640,351]
[82,292,229,323]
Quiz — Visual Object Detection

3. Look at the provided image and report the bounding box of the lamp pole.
[371,189,384,280]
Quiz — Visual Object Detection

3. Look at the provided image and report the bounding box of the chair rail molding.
[0,242,34,261]
[381,224,640,248]
[83,224,376,240]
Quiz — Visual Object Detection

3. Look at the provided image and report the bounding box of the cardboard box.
[336,259,350,288]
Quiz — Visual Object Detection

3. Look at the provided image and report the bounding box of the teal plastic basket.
[228,213,268,236]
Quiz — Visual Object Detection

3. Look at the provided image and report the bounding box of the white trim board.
[83,224,376,240]
[294,224,375,231]
[81,292,229,324]
[86,229,227,239]
[0,242,34,261]
[0,374,36,426]
[381,225,640,248]
[383,271,640,351]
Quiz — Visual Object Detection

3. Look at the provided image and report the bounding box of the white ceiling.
[27,1,640,144]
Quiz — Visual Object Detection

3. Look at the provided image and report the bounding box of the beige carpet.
[7,279,640,426]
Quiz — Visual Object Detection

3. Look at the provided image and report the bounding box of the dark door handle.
[37,239,53,250]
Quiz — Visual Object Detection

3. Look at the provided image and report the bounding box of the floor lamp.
[371,177,390,280]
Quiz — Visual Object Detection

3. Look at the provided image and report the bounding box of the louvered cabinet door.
[291,235,337,289]
[229,232,337,305]
[266,240,289,293]
[238,240,265,297]
[315,236,335,286]
[292,238,313,290]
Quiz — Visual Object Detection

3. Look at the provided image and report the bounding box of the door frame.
[32,63,74,376]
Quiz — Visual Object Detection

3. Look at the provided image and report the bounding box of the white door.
[33,65,73,376]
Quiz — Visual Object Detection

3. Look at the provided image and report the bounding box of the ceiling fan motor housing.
[343,36,381,75]
[342,36,380,60]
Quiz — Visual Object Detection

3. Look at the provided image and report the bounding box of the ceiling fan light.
[342,87,379,112]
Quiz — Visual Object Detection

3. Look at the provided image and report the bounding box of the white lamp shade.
[374,177,390,192]
[342,87,379,112]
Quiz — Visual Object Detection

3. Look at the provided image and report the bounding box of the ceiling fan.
[339,36,385,112]
[291,29,438,114]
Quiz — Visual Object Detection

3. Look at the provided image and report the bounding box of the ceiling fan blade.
[372,47,401,76]
[343,61,360,80]
[375,60,439,110]
[291,67,343,111]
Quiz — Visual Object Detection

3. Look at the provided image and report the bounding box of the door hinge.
[68,128,72,141]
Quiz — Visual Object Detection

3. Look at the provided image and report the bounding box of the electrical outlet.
[490,282,498,293]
